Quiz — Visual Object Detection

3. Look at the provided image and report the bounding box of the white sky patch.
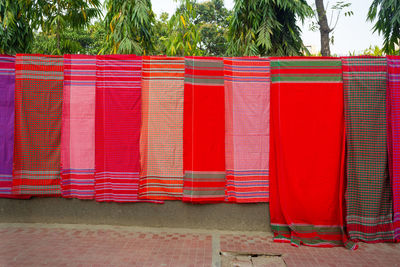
[151,0,383,55]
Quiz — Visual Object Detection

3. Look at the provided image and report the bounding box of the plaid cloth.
[0,55,29,198]
[139,56,185,200]
[386,56,400,241]
[12,54,63,195]
[61,55,96,199]
[95,55,161,203]
[183,56,226,203]
[342,56,394,242]
[224,57,270,203]
[270,57,355,249]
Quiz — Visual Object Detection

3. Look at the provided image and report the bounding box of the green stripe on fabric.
[20,170,60,174]
[19,175,60,180]
[184,172,226,179]
[270,224,342,234]
[184,59,223,68]
[184,77,224,85]
[17,57,63,66]
[271,75,341,82]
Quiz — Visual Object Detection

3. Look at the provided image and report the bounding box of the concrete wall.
[0,198,270,232]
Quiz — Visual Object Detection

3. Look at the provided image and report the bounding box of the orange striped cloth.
[139,56,185,200]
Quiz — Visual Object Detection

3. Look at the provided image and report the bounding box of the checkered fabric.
[224,57,270,203]
[139,56,185,200]
[12,54,63,195]
[95,55,162,203]
[61,55,96,199]
[342,56,394,242]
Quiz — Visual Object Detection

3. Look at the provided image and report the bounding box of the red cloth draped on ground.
[95,55,161,203]
[269,57,355,249]
[183,56,226,203]
[12,54,63,196]
[224,57,270,203]
[61,55,96,199]
[139,56,185,200]
[387,55,400,241]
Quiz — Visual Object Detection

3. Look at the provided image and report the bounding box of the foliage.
[151,12,169,55]
[31,21,106,55]
[228,0,312,56]
[0,0,34,54]
[34,0,101,55]
[362,45,385,56]
[368,0,400,54]
[194,0,231,56]
[166,0,202,56]
[102,0,154,55]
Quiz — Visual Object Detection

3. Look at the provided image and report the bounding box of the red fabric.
[269,57,353,248]
[95,55,161,203]
[183,56,226,203]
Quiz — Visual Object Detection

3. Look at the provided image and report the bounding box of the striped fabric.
[270,57,355,249]
[0,55,21,198]
[387,55,400,241]
[12,54,63,195]
[95,55,160,203]
[183,56,226,203]
[61,55,96,199]
[139,56,184,200]
[224,57,270,203]
[342,56,394,242]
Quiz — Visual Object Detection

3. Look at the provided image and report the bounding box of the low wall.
[0,198,270,232]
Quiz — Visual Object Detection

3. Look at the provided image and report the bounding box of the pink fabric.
[224,57,270,202]
[61,55,96,199]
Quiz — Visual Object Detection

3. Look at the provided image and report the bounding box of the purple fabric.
[0,55,15,197]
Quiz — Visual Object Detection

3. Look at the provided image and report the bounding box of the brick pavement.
[0,223,399,267]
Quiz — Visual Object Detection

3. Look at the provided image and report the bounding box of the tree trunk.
[56,0,61,53]
[315,0,331,56]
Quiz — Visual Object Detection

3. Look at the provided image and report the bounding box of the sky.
[151,0,384,55]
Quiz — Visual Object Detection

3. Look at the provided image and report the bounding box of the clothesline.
[0,54,399,249]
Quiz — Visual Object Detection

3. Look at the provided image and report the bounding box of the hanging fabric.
[12,54,63,195]
[387,55,400,241]
[224,57,270,203]
[183,56,226,203]
[342,56,394,242]
[95,55,161,203]
[270,57,355,249]
[139,56,185,200]
[61,55,96,199]
[0,55,28,198]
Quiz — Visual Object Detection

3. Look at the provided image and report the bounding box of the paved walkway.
[0,223,399,266]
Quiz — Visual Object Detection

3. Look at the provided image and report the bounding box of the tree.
[368,0,400,54]
[194,0,231,56]
[312,0,353,56]
[228,0,312,56]
[32,21,106,55]
[166,0,202,56]
[0,0,34,54]
[151,12,169,55]
[102,0,154,54]
[35,0,101,55]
